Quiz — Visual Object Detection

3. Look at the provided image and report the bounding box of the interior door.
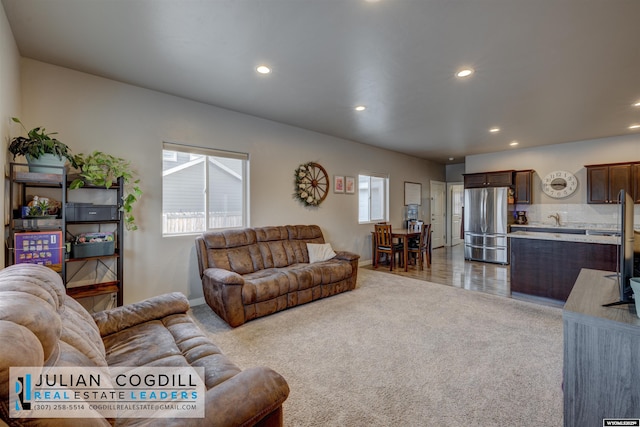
[449,183,464,246]
[430,181,446,249]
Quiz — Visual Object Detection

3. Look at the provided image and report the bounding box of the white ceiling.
[3,0,640,164]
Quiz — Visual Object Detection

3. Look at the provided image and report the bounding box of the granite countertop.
[508,230,620,244]
[510,222,620,232]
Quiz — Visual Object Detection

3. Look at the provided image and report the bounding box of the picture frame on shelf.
[334,175,345,193]
[345,176,355,194]
[14,230,64,272]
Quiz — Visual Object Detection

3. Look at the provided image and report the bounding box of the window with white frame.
[358,174,388,223]
[162,142,248,235]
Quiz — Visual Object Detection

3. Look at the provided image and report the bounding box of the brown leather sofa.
[195,225,360,327]
[0,264,289,427]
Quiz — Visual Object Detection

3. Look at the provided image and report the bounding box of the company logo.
[10,366,205,419]
[604,419,640,426]
[15,374,32,411]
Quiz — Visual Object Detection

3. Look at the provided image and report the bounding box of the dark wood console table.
[563,269,640,426]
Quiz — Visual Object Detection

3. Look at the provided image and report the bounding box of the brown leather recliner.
[0,264,289,427]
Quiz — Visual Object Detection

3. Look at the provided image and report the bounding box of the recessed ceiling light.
[629,124,640,129]
[633,101,640,107]
[256,65,271,74]
[449,157,454,161]
[456,68,474,78]
[354,105,366,111]
[509,141,519,146]
[489,127,500,133]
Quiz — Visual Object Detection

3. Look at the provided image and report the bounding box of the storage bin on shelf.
[70,232,115,258]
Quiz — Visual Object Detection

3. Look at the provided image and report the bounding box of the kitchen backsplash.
[514,203,640,230]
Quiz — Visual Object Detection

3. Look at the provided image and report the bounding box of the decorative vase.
[26,154,66,174]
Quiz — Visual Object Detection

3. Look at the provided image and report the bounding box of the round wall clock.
[541,170,578,199]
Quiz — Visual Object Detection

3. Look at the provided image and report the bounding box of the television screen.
[617,189,634,303]
[603,189,635,307]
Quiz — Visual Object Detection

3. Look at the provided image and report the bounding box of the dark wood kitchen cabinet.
[463,170,514,188]
[586,162,633,204]
[510,237,617,302]
[513,170,533,204]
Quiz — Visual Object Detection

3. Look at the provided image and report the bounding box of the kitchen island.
[508,230,618,303]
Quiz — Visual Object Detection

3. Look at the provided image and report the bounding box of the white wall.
[446,163,465,183]
[465,137,640,227]
[0,4,22,267]
[19,59,444,304]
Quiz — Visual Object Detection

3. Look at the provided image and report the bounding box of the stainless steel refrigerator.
[464,187,510,264]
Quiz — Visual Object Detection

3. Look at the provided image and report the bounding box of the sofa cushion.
[102,313,241,390]
[286,260,353,287]
[92,292,190,337]
[0,321,45,400]
[59,296,108,367]
[227,245,261,274]
[0,291,61,364]
[242,269,290,304]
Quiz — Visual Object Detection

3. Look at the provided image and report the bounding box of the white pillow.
[307,243,337,263]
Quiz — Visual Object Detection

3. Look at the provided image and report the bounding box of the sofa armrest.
[204,366,289,427]
[92,292,190,337]
[161,366,289,427]
[334,250,360,262]
[201,268,246,327]
[204,267,245,286]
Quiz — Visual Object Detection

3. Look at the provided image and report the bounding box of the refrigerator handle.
[481,188,487,233]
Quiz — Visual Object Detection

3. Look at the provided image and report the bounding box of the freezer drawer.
[464,232,508,248]
[464,243,509,264]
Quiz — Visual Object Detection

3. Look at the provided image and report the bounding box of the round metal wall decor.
[294,162,329,206]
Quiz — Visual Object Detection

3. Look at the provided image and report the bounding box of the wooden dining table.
[371,229,420,272]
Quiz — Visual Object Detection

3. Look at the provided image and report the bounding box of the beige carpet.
[190,268,563,427]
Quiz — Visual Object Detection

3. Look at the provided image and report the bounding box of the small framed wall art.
[334,175,345,193]
[345,176,355,194]
[404,181,422,205]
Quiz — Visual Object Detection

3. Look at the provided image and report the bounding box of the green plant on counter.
[69,151,142,231]
[8,117,76,165]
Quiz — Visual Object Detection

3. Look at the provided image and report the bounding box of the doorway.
[447,183,464,247]
[430,181,446,249]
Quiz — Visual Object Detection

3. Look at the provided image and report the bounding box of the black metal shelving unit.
[7,163,124,306]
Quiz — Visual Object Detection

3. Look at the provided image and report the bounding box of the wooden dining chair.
[374,224,404,271]
[408,223,432,270]
[407,220,422,233]
[407,220,423,247]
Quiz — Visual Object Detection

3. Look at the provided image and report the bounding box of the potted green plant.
[69,151,143,231]
[8,117,76,174]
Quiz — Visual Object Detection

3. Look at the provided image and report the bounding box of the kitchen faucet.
[548,213,561,226]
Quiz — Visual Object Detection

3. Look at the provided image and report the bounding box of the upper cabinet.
[463,170,514,188]
[463,170,532,204]
[513,170,533,204]
[585,162,635,204]
[634,163,640,204]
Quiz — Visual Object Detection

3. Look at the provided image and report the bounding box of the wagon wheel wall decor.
[294,162,329,206]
